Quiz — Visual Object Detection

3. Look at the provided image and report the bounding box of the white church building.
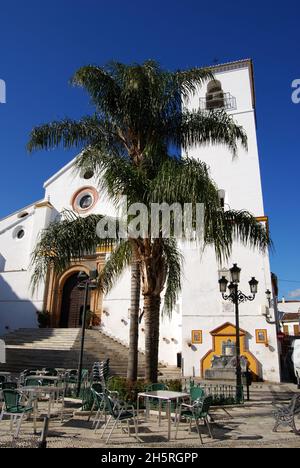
[0,59,281,382]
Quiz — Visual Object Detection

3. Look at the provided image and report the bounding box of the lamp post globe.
[249,277,259,295]
[230,264,241,284]
[265,289,272,302]
[218,276,228,293]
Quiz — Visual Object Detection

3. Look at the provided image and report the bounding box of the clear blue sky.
[0,0,299,299]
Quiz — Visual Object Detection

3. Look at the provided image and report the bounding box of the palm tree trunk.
[127,258,141,382]
[144,294,161,383]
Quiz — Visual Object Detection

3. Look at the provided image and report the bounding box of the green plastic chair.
[24,377,42,387]
[0,389,35,438]
[1,382,18,390]
[145,383,170,412]
[88,386,105,425]
[175,395,213,444]
[43,368,58,376]
[146,383,168,392]
[42,378,56,387]
[100,393,139,444]
[190,386,205,403]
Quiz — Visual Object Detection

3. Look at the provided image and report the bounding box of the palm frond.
[150,156,271,261]
[205,209,271,263]
[163,109,248,156]
[161,239,183,316]
[27,115,109,153]
[174,67,214,100]
[99,240,133,293]
[30,211,118,292]
[71,65,121,116]
[151,157,219,207]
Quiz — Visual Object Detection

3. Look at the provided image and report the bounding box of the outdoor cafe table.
[21,385,65,422]
[137,391,190,441]
[26,375,60,383]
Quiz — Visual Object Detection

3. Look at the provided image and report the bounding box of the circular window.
[83,169,94,180]
[17,229,25,239]
[79,194,93,210]
[71,187,99,214]
[13,226,25,240]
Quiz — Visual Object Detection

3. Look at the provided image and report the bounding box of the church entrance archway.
[59,273,88,328]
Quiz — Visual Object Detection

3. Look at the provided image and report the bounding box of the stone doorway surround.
[43,252,106,328]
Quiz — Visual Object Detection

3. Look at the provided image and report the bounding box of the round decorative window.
[83,169,94,180]
[17,229,25,239]
[13,226,25,240]
[80,167,94,180]
[72,187,99,213]
[79,194,93,210]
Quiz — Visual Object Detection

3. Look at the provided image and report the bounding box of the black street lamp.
[265,289,272,307]
[218,264,258,403]
[76,270,98,397]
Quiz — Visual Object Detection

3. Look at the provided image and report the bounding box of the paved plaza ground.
[0,382,300,448]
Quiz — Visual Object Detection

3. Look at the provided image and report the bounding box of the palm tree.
[28,61,268,382]
[31,157,270,383]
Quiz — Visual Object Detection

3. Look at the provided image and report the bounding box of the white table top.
[21,386,63,393]
[25,375,60,381]
[138,390,190,400]
[0,372,11,376]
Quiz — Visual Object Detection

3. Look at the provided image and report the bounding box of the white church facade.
[0,59,281,382]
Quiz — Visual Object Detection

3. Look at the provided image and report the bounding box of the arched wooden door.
[59,273,87,328]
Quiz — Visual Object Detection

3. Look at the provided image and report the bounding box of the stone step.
[0,328,150,376]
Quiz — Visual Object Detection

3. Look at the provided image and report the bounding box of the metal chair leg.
[88,400,95,422]
[175,407,182,439]
[100,415,112,439]
[15,414,24,438]
[92,408,101,428]
[205,416,213,439]
[195,418,203,444]
[127,419,131,436]
[106,418,119,444]
[133,417,139,440]
[95,405,106,432]
[188,418,192,434]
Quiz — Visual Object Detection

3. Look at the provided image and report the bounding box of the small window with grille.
[206,80,225,110]
[200,80,237,111]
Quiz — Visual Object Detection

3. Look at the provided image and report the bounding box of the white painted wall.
[0,204,45,335]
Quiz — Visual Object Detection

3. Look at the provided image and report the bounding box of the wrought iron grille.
[199,92,237,111]
[185,379,244,406]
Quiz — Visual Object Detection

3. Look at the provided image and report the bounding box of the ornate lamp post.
[218,264,258,403]
[76,270,98,397]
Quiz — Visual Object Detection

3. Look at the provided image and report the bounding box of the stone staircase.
[0,328,181,379]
